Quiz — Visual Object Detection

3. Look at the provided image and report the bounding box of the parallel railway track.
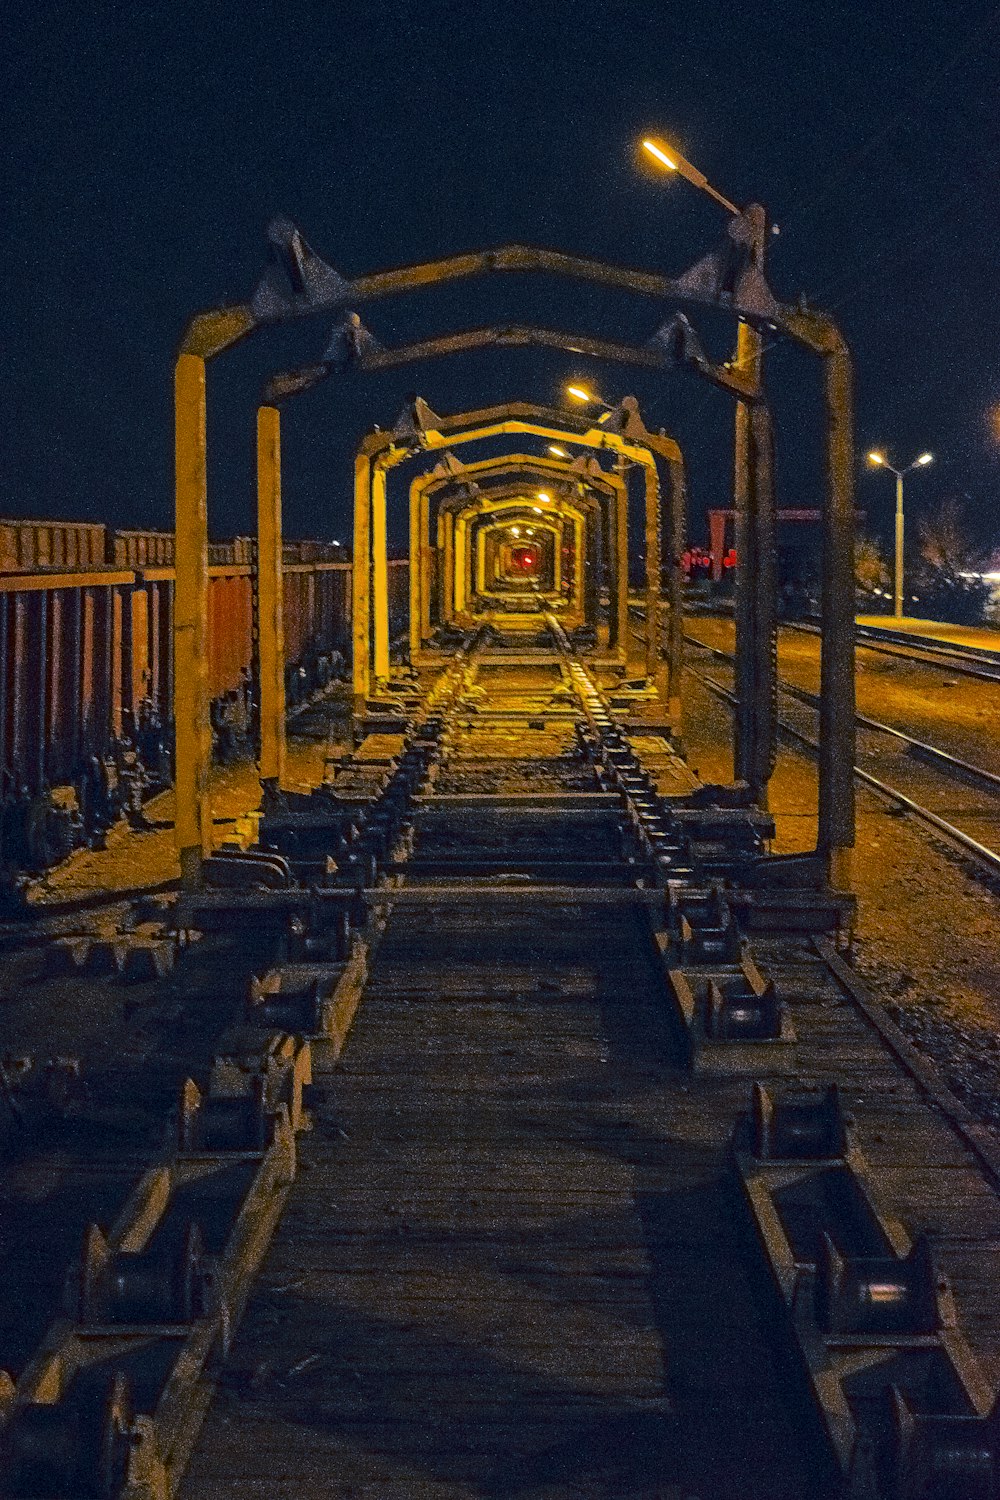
[684,632,1000,881]
[786,617,1000,686]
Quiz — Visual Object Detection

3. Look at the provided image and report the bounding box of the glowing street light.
[536,491,552,503]
[564,384,615,423]
[641,136,740,216]
[865,449,935,619]
[548,445,569,458]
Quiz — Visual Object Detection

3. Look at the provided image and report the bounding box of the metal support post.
[749,405,777,803]
[734,347,759,784]
[732,204,770,798]
[584,496,600,626]
[173,353,212,887]
[352,453,372,715]
[454,515,468,613]
[615,483,629,657]
[819,340,857,890]
[257,404,286,784]
[643,462,661,679]
[372,462,389,684]
[443,512,456,623]
[409,489,422,662]
[665,454,687,734]
[420,492,433,642]
[894,471,904,620]
[479,531,491,594]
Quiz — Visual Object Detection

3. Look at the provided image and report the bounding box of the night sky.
[4,1,999,557]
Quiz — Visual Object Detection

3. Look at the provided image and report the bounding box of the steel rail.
[782,618,1000,685]
[683,633,1000,796]
[687,663,1000,879]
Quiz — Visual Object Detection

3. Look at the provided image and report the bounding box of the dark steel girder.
[181,222,843,363]
[262,322,755,405]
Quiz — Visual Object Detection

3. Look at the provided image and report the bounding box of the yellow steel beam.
[257,404,286,784]
[372,461,390,681]
[419,490,432,644]
[358,402,681,464]
[173,354,212,886]
[409,474,422,661]
[352,452,372,712]
[644,461,661,679]
[615,481,629,654]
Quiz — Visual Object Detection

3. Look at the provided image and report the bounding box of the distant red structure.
[706,508,826,581]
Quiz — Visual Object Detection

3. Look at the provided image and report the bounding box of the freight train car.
[0,521,396,876]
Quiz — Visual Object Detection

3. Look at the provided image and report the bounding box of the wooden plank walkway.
[180,900,825,1500]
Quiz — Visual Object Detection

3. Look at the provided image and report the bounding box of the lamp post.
[641,137,774,803]
[867,450,933,619]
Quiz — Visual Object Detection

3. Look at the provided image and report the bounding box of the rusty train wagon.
[0,520,375,870]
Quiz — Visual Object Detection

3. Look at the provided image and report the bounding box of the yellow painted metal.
[372,461,389,682]
[257,405,286,784]
[818,335,856,884]
[181,305,256,360]
[452,497,586,627]
[173,354,212,886]
[466,514,564,603]
[443,512,456,623]
[480,531,499,593]
[420,492,432,643]
[353,406,680,688]
[407,446,627,656]
[570,512,585,615]
[664,451,687,730]
[0,570,136,593]
[409,485,422,661]
[615,482,629,655]
[352,452,372,712]
[453,513,467,614]
[643,462,661,679]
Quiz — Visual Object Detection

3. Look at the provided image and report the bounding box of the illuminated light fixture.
[532,507,543,514]
[548,445,569,458]
[640,134,741,215]
[537,491,551,503]
[512,527,521,537]
[566,385,592,403]
[642,138,678,171]
[526,528,535,537]
[864,445,936,621]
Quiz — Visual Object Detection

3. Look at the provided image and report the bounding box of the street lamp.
[564,385,619,430]
[640,133,776,804]
[866,450,934,619]
[641,137,741,216]
[565,383,613,410]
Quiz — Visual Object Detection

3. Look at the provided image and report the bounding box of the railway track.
[786,618,1000,686]
[6,625,1000,1497]
[685,632,1000,880]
